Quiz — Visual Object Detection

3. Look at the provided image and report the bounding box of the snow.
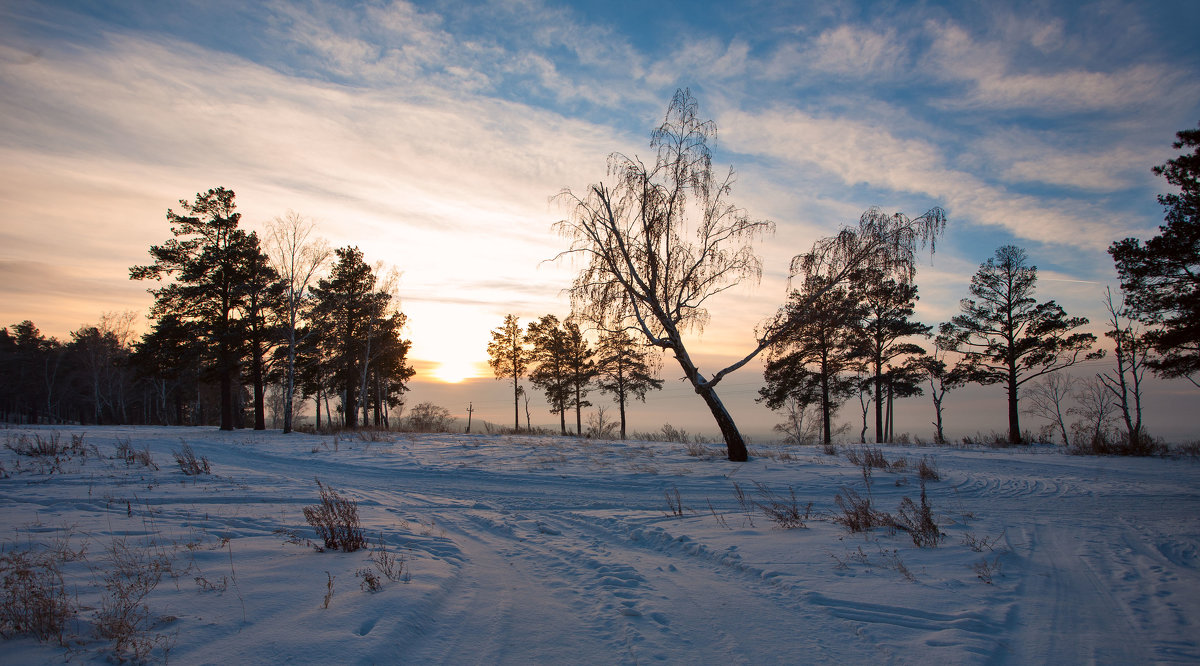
[1,425,1198,663]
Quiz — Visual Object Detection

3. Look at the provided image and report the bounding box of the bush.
[94,538,171,662]
[171,442,211,475]
[832,486,892,533]
[0,549,75,643]
[895,481,942,548]
[746,482,811,529]
[303,479,366,552]
[917,455,940,481]
[1068,430,1165,457]
[403,402,455,433]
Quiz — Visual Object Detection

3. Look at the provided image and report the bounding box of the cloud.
[923,19,1199,113]
[719,107,1130,250]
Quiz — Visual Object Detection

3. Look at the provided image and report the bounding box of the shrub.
[895,481,942,548]
[303,479,366,552]
[94,538,171,662]
[369,536,409,583]
[844,445,888,470]
[749,482,811,529]
[171,442,211,475]
[403,402,454,433]
[115,438,158,470]
[917,455,941,481]
[0,549,75,643]
[832,486,892,533]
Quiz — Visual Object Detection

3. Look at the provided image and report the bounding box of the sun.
[431,359,481,384]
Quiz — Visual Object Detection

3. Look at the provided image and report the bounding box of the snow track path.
[2,427,1198,664]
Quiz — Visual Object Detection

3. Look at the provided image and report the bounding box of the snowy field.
[1,425,1198,664]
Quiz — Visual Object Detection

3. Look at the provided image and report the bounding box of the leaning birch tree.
[555,89,945,461]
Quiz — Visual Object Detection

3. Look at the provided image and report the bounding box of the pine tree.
[487,315,529,431]
[855,270,931,442]
[761,277,866,445]
[562,321,596,436]
[309,247,391,429]
[130,187,262,430]
[1109,123,1200,386]
[526,314,572,435]
[595,330,664,439]
[938,245,1101,444]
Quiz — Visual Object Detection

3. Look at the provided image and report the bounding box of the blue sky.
[2,0,1198,438]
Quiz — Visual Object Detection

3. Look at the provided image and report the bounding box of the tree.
[69,312,137,425]
[856,271,931,442]
[594,329,663,439]
[309,246,391,429]
[1096,287,1149,448]
[239,238,283,430]
[562,321,596,436]
[1109,123,1200,386]
[487,315,529,431]
[526,314,572,435]
[556,88,945,461]
[1023,373,1077,445]
[915,345,967,444]
[938,245,1102,445]
[760,277,865,446]
[130,187,262,430]
[264,212,331,434]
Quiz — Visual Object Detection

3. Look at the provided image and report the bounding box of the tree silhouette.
[526,314,572,435]
[594,329,663,439]
[131,187,263,431]
[1110,123,1200,386]
[309,246,392,429]
[761,276,865,446]
[487,315,529,431]
[264,212,331,434]
[855,270,930,442]
[938,245,1101,445]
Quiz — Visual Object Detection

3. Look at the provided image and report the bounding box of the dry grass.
[303,479,366,552]
[171,442,211,475]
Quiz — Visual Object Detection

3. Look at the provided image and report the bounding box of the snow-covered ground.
[1,425,1198,664]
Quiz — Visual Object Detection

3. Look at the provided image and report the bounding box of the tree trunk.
[219,367,234,431]
[1007,369,1020,445]
[513,376,520,431]
[252,345,266,430]
[619,393,627,440]
[673,348,748,461]
[697,384,748,462]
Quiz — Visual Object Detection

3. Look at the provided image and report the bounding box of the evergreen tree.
[562,321,596,436]
[938,245,1101,445]
[309,246,391,429]
[526,314,572,435]
[1109,123,1200,386]
[855,270,931,442]
[487,315,529,431]
[130,187,262,430]
[760,277,866,445]
[595,330,664,439]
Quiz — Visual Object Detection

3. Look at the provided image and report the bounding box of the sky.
[1,0,1198,440]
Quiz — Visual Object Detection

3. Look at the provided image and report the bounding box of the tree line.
[553,89,1198,460]
[2,192,414,432]
[4,91,1193,456]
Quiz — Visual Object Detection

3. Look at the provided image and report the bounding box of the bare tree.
[556,89,944,461]
[916,345,967,444]
[1023,373,1077,445]
[264,212,330,434]
[1097,287,1148,448]
[1070,376,1120,449]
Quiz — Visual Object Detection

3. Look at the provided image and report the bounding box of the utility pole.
[465,402,474,433]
